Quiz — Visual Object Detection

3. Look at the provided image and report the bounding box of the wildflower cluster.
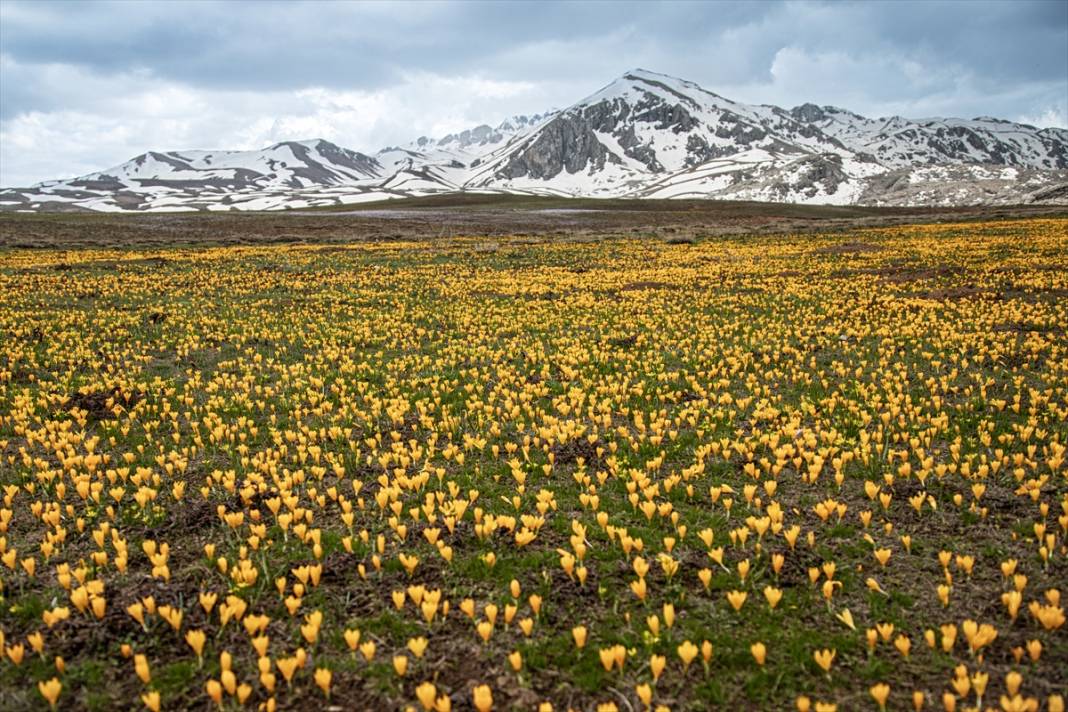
[0,219,1065,710]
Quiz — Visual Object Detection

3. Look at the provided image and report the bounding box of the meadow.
[0,217,1065,711]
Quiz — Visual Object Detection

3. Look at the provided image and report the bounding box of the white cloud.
[0,60,565,186]
[715,45,1068,124]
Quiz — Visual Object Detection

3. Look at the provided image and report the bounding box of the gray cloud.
[2,0,1066,186]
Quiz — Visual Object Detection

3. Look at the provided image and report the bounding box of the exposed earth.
[2,194,1065,250]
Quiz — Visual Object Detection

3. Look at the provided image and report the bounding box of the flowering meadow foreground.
[1,218,1066,711]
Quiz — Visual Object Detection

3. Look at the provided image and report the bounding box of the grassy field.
[0,218,1066,711]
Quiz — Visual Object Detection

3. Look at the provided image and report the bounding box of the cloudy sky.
[1,0,1066,187]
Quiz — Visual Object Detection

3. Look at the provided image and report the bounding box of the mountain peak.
[572,67,735,114]
[607,68,691,91]
[621,67,666,79]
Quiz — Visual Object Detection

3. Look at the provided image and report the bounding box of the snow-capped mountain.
[2,69,1065,211]
[5,140,388,212]
[796,104,1067,170]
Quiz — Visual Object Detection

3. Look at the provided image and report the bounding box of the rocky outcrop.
[498,113,617,179]
[790,103,827,123]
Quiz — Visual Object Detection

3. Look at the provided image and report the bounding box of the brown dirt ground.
[2,197,1065,250]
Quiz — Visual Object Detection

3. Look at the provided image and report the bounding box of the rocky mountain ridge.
[3,69,1065,211]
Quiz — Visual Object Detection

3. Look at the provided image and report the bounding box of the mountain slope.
[1,139,392,212]
[2,69,1065,211]
[797,104,1068,170]
[466,70,882,203]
